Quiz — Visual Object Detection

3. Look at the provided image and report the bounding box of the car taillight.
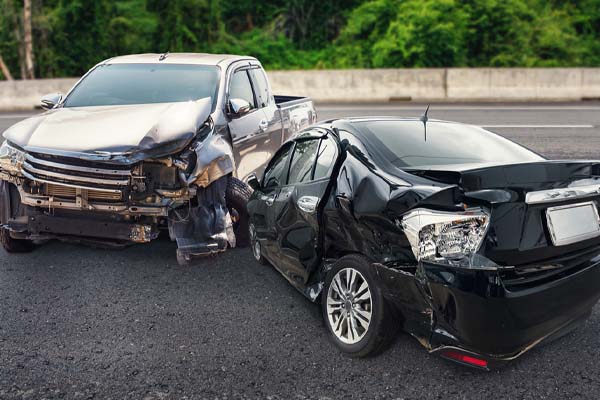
[401,208,490,263]
[442,350,488,369]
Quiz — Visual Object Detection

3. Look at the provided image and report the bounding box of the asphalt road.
[1,103,600,399]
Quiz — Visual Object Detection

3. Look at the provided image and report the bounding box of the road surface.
[1,103,599,399]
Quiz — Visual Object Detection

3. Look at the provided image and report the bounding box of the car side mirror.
[40,93,62,110]
[229,98,251,117]
[247,173,261,191]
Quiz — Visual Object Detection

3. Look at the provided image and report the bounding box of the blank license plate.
[546,201,600,246]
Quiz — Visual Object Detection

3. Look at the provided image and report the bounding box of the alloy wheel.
[249,224,261,261]
[326,268,372,345]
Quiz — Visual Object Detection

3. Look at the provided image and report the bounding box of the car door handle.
[297,196,319,213]
[259,119,268,132]
[264,193,277,206]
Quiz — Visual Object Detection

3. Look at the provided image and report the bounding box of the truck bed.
[274,95,317,143]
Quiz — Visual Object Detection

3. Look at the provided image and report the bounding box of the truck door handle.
[259,119,268,132]
[297,196,319,213]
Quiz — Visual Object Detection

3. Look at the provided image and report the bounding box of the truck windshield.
[353,120,544,169]
[63,64,220,108]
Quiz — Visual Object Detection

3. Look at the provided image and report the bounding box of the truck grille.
[22,152,131,192]
[45,183,123,202]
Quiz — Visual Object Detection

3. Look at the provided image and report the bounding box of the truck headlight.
[401,208,490,262]
[0,141,26,170]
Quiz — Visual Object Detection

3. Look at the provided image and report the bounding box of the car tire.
[0,228,34,253]
[226,176,252,247]
[249,222,269,265]
[321,254,398,357]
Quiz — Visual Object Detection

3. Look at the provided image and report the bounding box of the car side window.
[313,137,338,180]
[229,70,256,109]
[249,68,271,108]
[288,139,320,185]
[263,143,293,189]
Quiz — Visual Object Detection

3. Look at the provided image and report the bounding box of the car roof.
[103,53,257,67]
[321,116,461,128]
[309,117,462,139]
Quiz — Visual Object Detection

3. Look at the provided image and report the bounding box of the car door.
[227,67,272,181]
[269,133,340,288]
[251,142,294,260]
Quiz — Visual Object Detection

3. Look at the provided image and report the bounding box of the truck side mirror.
[40,93,62,110]
[229,98,251,117]
[247,173,260,191]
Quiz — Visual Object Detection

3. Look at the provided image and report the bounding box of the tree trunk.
[23,0,34,79]
[0,56,14,81]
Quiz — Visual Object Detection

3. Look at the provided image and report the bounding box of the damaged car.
[247,116,600,369]
[0,53,316,264]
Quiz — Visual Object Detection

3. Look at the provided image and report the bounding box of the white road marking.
[319,106,600,111]
[480,124,594,129]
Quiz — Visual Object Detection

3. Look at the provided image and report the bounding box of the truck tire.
[0,181,34,253]
[226,176,252,247]
[0,229,34,253]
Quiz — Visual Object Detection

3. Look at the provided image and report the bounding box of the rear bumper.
[373,247,600,367]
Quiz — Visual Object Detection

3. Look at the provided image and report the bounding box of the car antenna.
[159,51,169,61]
[420,104,430,142]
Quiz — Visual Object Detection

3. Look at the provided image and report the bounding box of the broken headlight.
[0,141,25,171]
[401,208,490,262]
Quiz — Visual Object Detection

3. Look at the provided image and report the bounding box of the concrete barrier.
[0,78,78,111]
[1,68,600,110]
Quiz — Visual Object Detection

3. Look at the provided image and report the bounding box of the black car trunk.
[405,161,600,268]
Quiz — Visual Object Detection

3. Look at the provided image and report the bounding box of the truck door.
[227,67,274,181]
[248,67,284,149]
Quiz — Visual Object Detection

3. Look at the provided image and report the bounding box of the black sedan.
[246,117,600,370]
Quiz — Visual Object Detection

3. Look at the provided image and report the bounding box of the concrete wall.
[1,68,600,110]
[0,78,78,111]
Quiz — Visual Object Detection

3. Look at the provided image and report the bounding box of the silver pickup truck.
[0,53,317,263]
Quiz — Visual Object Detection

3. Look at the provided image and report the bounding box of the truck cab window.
[230,70,256,109]
[249,68,271,108]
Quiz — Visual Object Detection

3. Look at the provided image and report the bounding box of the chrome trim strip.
[525,185,600,204]
[22,162,129,187]
[21,170,122,193]
[25,154,131,176]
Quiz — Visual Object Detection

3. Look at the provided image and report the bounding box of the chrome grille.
[45,183,123,201]
[22,153,131,192]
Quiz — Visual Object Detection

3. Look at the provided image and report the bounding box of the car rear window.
[353,120,544,169]
[288,140,319,184]
[64,64,220,108]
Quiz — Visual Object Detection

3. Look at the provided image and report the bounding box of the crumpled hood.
[3,98,212,154]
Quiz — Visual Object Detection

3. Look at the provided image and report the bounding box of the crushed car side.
[248,118,600,369]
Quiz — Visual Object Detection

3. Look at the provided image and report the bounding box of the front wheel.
[0,229,34,253]
[226,176,252,247]
[322,254,398,357]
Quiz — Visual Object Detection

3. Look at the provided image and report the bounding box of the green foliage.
[1,0,600,79]
[332,0,469,67]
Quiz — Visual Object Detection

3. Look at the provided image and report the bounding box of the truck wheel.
[226,176,252,247]
[322,254,398,358]
[0,229,34,253]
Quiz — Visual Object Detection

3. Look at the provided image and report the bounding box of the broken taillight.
[442,350,488,369]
